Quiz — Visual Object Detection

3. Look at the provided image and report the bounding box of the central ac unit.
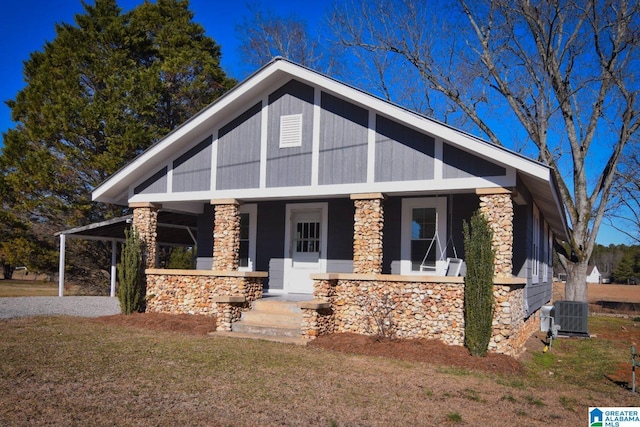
[554,300,589,336]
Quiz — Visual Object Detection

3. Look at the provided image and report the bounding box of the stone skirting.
[306,273,531,357]
[145,269,266,329]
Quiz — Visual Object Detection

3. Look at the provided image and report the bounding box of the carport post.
[58,234,66,297]
[110,240,117,297]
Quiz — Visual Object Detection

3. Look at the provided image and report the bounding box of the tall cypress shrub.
[463,210,496,357]
[118,227,145,314]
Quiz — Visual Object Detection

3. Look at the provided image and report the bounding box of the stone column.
[350,193,385,274]
[476,188,514,278]
[211,199,242,271]
[130,202,161,269]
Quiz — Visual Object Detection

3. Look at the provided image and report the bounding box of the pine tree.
[463,210,495,357]
[0,0,234,283]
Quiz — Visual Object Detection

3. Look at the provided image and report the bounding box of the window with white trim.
[279,114,302,148]
[542,222,548,283]
[532,205,540,283]
[401,197,447,275]
[238,204,257,271]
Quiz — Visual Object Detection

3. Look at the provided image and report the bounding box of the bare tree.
[609,144,640,244]
[330,0,640,302]
[236,4,338,73]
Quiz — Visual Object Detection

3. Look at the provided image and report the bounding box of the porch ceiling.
[56,211,198,246]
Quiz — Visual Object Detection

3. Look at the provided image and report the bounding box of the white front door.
[284,203,327,294]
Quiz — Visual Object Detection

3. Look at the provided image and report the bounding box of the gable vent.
[279,114,302,148]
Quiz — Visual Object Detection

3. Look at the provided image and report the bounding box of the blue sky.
[0,0,632,246]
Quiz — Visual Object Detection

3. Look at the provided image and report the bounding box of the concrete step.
[211,330,305,345]
[251,299,303,314]
[240,310,303,327]
[229,298,306,340]
[231,321,301,338]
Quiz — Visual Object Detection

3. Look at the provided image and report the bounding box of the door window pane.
[411,207,436,271]
[295,221,320,253]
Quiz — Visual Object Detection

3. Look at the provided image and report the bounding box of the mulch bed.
[308,332,524,374]
[93,313,524,375]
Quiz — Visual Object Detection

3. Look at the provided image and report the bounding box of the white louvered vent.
[279,114,302,148]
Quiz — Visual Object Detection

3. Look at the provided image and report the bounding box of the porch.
[134,189,535,356]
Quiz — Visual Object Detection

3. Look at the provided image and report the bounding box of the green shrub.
[117,227,145,314]
[463,210,495,357]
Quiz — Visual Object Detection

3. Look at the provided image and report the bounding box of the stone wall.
[478,190,514,278]
[131,203,160,269]
[351,194,384,274]
[212,201,241,271]
[308,273,532,357]
[145,269,265,319]
[489,280,530,356]
[312,274,465,345]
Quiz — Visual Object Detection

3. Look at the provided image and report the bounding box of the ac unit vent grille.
[554,301,589,336]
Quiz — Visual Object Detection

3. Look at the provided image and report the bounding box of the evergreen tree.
[117,227,144,314]
[0,0,234,284]
[463,210,495,357]
[612,247,640,284]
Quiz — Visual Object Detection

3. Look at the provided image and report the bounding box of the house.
[87,58,568,356]
[586,265,602,284]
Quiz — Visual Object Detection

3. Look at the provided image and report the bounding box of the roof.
[92,57,569,240]
[56,211,197,246]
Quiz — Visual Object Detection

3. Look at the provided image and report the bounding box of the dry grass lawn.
[0,280,82,297]
[1,314,639,426]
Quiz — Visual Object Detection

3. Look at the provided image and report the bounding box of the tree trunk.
[3,264,13,280]
[564,260,589,302]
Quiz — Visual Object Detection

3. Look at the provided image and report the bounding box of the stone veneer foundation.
[304,273,532,357]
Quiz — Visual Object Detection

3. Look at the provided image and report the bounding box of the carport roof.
[55,211,198,246]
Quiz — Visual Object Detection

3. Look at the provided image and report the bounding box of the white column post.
[110,240,117,297]
[58,234,66,297]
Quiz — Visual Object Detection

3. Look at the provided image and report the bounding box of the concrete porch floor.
[260,293,314,302]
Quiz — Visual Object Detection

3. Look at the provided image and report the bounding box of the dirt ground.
[554,282,640,313]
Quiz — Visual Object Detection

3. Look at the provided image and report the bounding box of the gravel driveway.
[0,297,121,319]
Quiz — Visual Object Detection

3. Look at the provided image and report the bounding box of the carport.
[55,211,198,297]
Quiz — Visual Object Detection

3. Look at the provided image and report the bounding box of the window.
[238,204,257,271]
[279,114,302,148]
[411,208,437,271]
[295,221,320,253]
[239,213,250,268]
[542,222,548,282]
[532,205,540,283]
[401,197,447,275]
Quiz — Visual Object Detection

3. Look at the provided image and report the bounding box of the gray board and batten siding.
[267,80,315,188]
[173,136,212,192]
[216,102,262,190]
[512,178,553,317]
[134,166,167,195]
[131,78,511,196]
[319,92,369,185]
[375,115,435,182]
